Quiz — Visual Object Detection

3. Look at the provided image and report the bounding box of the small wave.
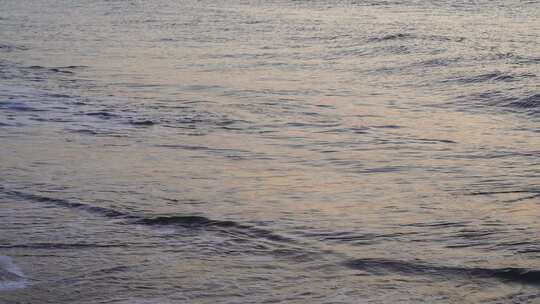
[68,128,129,137]
[47,93,72,98]
[0,256,27,291]
[26,65,85,74]
[154,144,270,160]
[491,52,540,65]
[51,265,134,286]
[0,101,48,113]
[343,258,540,285]
[368,33,415,42]
[135,216,292,243]
[418,58,452,67]
[81,111,119,119]
[56,65,88,69]
[416,138,456,144]
[317,126,369,134]
[456,90,540,114]
[467,189,540,196]
[0,43,28,52]
[404,221,468,228]
[136,215,238,228]
[50,68,73,74]
[508,93,540,109]
[445,71,535,84]
[426,35,465,43]
[378,45,411,55]
[0,242,128,250]
[1,188,293,244]
[129,119,158,126]
[1,189,128,218]
[27,65,71,74]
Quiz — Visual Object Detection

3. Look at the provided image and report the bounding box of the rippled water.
[1,0,539,303]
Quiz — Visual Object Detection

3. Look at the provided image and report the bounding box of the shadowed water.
[1,0,539,303]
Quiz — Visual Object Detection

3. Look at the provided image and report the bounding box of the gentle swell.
[0,43,28,52]
[27,65,86,74]
[0,243,128,250]
[508,93,540,109]
[457,91,540,114]
[2,189,127,218]
[135,215,238,228]
[1,188,293,244]
[446,71,535,84]
[344,258,540,285]
[3,187,539,287]
[368,33,415,42]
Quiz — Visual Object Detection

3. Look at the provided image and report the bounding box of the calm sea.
[1,0,539,303]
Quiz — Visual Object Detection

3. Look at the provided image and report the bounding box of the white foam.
[0,256,28,291]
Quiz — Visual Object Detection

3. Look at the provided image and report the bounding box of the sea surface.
[1,0,539,303]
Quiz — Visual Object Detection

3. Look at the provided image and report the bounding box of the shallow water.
[1,0,539,303]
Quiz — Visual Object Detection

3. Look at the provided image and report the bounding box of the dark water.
[1,0,539,303]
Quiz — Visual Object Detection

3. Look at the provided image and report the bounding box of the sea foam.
[0,256,28,291]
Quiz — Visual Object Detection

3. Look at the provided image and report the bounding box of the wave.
[27,65,86,74]
[4,187,540,287]
[0,243,128,250]
[1,188,128,218]
[0,188,293,244]
[80,111,120,119]
[368,33,415,42]
[455,90,540,115]
[445,71,536,84]
[135,215,239,228]
[129,119,157,126]
[367,33,464,45]
[0,43,28,52]
[508,93,540,110]
[343,258,540,285]
[0,101,48,113]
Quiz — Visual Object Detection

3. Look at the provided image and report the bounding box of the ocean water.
[0,0,539,303]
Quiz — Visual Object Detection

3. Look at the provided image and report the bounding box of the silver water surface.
[1,0,539,303]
